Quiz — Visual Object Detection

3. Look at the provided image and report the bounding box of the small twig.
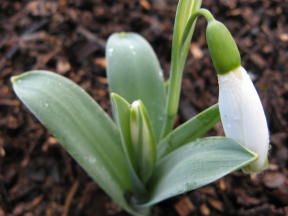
[76,26,106,49]
[0,19,49,71]
[0,177,11,213]
[62,181,79,216]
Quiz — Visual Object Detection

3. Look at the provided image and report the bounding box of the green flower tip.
[206,20,241,74]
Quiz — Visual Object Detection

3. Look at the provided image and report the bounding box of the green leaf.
[111,93,146,195]
[143,137,257,206]
[106,32,166,141]
[158,104,220,157]
[11,71,138,214]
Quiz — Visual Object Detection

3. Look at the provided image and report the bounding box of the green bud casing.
[206,20,241,74]
[130,100,156,183]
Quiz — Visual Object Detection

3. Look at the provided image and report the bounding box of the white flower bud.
[130,100,156,182]
[218,66,269,172]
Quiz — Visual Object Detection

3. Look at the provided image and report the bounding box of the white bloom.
[218,66,269,171]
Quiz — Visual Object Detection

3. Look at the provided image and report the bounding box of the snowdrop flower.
[218,66,269,171]
[206,20,269,172]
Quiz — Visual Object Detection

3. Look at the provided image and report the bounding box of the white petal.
[218,66,269,171]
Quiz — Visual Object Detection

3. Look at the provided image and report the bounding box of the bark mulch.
[0,0,287,215]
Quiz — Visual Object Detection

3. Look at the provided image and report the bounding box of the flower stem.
[161,8,215,138]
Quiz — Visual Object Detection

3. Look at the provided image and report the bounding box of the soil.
[0,0,287,215]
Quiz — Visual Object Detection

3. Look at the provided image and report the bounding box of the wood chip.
[190,43,203,59]
[57,58,71,74]
[62,181,79,216]
[174,196,195,216]
[0,209,5,216]
[0,99,20,106]
[96,77,108,84]
[94,57,107,69]
[198,186,215,195]
[140,0,151,10]
[250,53,266,68]
[263,172,286,188]
[279,33,288,42]
[0,147,5,157]
[218,179,226,191]
[208,199,223,211]
[200,204,210,216]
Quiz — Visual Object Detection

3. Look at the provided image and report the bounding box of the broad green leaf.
[11,71,139,214]
[143,137,257,206]
[158,104,220,157]
[111,93,146,195]
[106,33,166,141]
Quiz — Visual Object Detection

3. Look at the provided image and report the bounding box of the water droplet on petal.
[107,48,114,57]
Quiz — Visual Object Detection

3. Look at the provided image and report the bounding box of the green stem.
[161,8,215,138]
[129,197,152,216]
[181,9,214,49]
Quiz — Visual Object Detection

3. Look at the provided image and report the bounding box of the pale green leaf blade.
[144,137,257,206]
[11,71,136,213]
[158,104,220,157]
[111,93,136,166]
[106,33,166,140]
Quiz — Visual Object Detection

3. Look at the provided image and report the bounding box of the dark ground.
[0,0,287,215]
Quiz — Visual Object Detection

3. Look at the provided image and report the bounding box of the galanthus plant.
[11,0,269,215]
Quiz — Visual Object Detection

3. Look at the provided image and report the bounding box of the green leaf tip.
[110,92,119,100]
[11,75,20,84]
[142,137,257,206]
[117,32,130,37]
[11,72,32,84]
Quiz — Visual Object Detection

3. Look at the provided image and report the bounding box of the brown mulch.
[0,0,287,215]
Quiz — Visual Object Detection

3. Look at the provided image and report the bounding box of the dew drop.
[248,71,257,81]
[89,157,96,164]
[158,70,163,78]
[232,115,240,121]
[226,123,232,129]
[84,155,96,164]
[107,48,114,57]
[129,44,136,55]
